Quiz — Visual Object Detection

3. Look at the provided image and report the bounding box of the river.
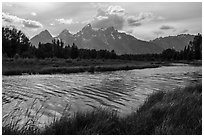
[2,64,202,126]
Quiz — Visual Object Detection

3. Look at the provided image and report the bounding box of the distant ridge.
[150,34,195,51]
[30,24,195,54]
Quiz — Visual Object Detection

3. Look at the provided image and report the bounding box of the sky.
[2,2,202,41]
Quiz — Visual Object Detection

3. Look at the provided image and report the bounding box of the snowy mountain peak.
[59,29,72,37]
[82,23,92,30]
[61,29,69,33]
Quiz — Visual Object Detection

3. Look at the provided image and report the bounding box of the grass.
[2,84,202,135]
[121,84,202,135]
[2,58,160,75]
[3,58,201,76]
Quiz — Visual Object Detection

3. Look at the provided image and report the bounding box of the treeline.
[36,41,117,59]
[2,27,202,61]
[2,27,35,58]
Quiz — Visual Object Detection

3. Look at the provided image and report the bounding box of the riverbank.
[3,58,201,76]
[3,84,202,135]
[3,58,161,76]
[159,60,202,66]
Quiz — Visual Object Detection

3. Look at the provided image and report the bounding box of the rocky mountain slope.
[30,30,53,47]
[150,34,194,51]
[30,24,194,54]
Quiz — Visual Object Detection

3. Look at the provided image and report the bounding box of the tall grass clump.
[2,99,49,135]
[2,84,202,135]
[42,108,120,135]
[120,84,202,135]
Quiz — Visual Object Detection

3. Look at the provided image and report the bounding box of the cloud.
[81,19,93,24]
[90,3,110,9]
[153,30,164,35]
[31,12,37,16]
[157,16,165,20]
[136,12,154,22]
[160,25,175,30]
[56,18,78,25]
[22,20,43,28]
[181,29,189,33]
[2,12,20,23]
[96,16,108,20]
[2,12,43,28]
[127,16,142,26]
[90,5,155,30]
[126,12,154,27]
[106,5,125,15]
[91,5,126,30]
[50,23,55,26]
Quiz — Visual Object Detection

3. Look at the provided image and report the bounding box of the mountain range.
[30,24,195,55]
[150,34,194,51]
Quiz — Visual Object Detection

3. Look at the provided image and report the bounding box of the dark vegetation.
[3,84,202,135]
[3,57,160,75]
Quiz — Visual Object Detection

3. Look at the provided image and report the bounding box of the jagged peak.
[41,29,49,33]
[61,29,69,33]
[30,29,53,42]
[82,23,92,30]
[85,23,92,27]
[105,26,117,32]
[39,29,52,36]
[59,29,72,35]
[177,34,192,37]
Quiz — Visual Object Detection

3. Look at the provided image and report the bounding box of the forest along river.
[2,63,202,127]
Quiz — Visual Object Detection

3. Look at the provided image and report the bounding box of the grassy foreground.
[3,58,160,75]
[2,84,202,135]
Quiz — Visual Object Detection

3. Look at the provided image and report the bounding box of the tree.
[192,34,202,60]
[186,45,193,60]
[111,50,117,59]
[2,26,31,58]
[161,48,177,60]
[70,43,79,59]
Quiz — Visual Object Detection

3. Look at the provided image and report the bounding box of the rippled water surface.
[2,64,202,125]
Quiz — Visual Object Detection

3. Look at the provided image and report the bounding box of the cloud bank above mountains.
[2,2,201,40]
[91,5,156,30]
[2,12,43,29]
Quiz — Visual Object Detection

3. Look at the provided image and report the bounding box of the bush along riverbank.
[2,84,202,135]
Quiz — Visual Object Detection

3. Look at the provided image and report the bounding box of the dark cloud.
[91,5,155,30]
[160,25,175,30]
[127,16,142,26]
[136,12,154,22]
[2,12,43,28]
[91,6,126,30]
[127,12,154,27]
[2,16,13,23]
[92,14,125,30]
[22,20,43,28]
